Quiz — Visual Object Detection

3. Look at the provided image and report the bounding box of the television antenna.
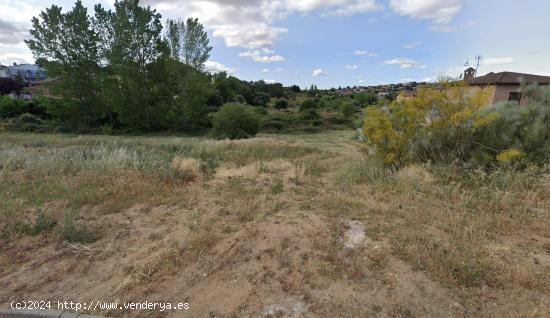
[474,55,483,74]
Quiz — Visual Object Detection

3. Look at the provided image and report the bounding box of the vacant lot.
[0,131,549,317]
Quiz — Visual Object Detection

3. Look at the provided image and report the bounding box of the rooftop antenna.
[474,55,483,75]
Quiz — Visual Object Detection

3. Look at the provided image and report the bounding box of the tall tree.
[26,0,102,127]
[94,0,166,129]
[164,18,212,70]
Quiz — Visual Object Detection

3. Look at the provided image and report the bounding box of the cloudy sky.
[1,0,549,88]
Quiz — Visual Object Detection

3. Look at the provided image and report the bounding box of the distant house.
[396,91,416,102]
[6,63,47,83]
[466,70,550,106]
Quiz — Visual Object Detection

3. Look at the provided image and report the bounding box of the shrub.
[341,101,355,119]
[63,216,100,244]
[299,98,318,112]
[299,108,321,121]
[5,113,48,132]
[252,92,270,107]
[211,103,261,139]
[28,210,57,236]
[274,98,289,109]
[0,97,27,118]
[363,82,550,168]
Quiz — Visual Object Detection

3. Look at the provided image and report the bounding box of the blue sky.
[1,0,549,88]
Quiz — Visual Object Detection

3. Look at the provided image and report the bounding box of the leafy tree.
[267,83,284,98]
[252,92,270,107]
[164,17,212,70]
[97,0,166,129]
[212,72,252,104]
[290,85,301,93]
[169,62,215,129]
[26,0,102,127]
[354,92,378,106]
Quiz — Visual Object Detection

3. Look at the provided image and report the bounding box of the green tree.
[26,0,102,128]
[96,0,166,129]
[354,92,378,106]
[290,85,301,93]
[164,17,212,70]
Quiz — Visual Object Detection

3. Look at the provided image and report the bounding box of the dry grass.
[0,130,548,317]
[170,156,201,182]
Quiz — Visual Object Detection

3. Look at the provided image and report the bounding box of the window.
[508,92,522,103]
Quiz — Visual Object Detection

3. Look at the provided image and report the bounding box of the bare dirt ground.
[0,131,549,317]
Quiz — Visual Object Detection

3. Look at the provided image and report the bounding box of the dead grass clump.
[396,164,433,184]
[188,227,219,256]
[170,156,201,182]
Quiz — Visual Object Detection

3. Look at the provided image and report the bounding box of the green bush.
[0,97,27,118]
[469,100,550,166]
[363,83,550,168]
[211,103,261,139]
[341,101,355,119]
[274,98,289,109]
[299,108,321,121]
[5,113,49,132]
[299,98,318,112]
[63,217,100,244]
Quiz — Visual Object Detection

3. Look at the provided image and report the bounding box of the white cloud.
[483,57,515,66]
[355,50,377,57]
[383,58,427,69]
[262,68,270,73]
[346,64,358,70]
[325,1,382,17]
[143,0,382,50]
[403,41,421,49]
[239,48,285,63]
[204,60,236,74]
[312,68,326,77]
[389,0,464,24]
[264,79,277,84]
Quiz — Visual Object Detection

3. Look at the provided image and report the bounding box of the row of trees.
[24,0,294,132]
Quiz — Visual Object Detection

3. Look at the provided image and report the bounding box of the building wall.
[446,85,496,106]
[492,84,530,106]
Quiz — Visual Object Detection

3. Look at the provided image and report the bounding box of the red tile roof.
[470,72,550,85]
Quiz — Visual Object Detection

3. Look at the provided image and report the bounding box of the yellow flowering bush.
[496,149,525,163]
[363,82,550,168]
